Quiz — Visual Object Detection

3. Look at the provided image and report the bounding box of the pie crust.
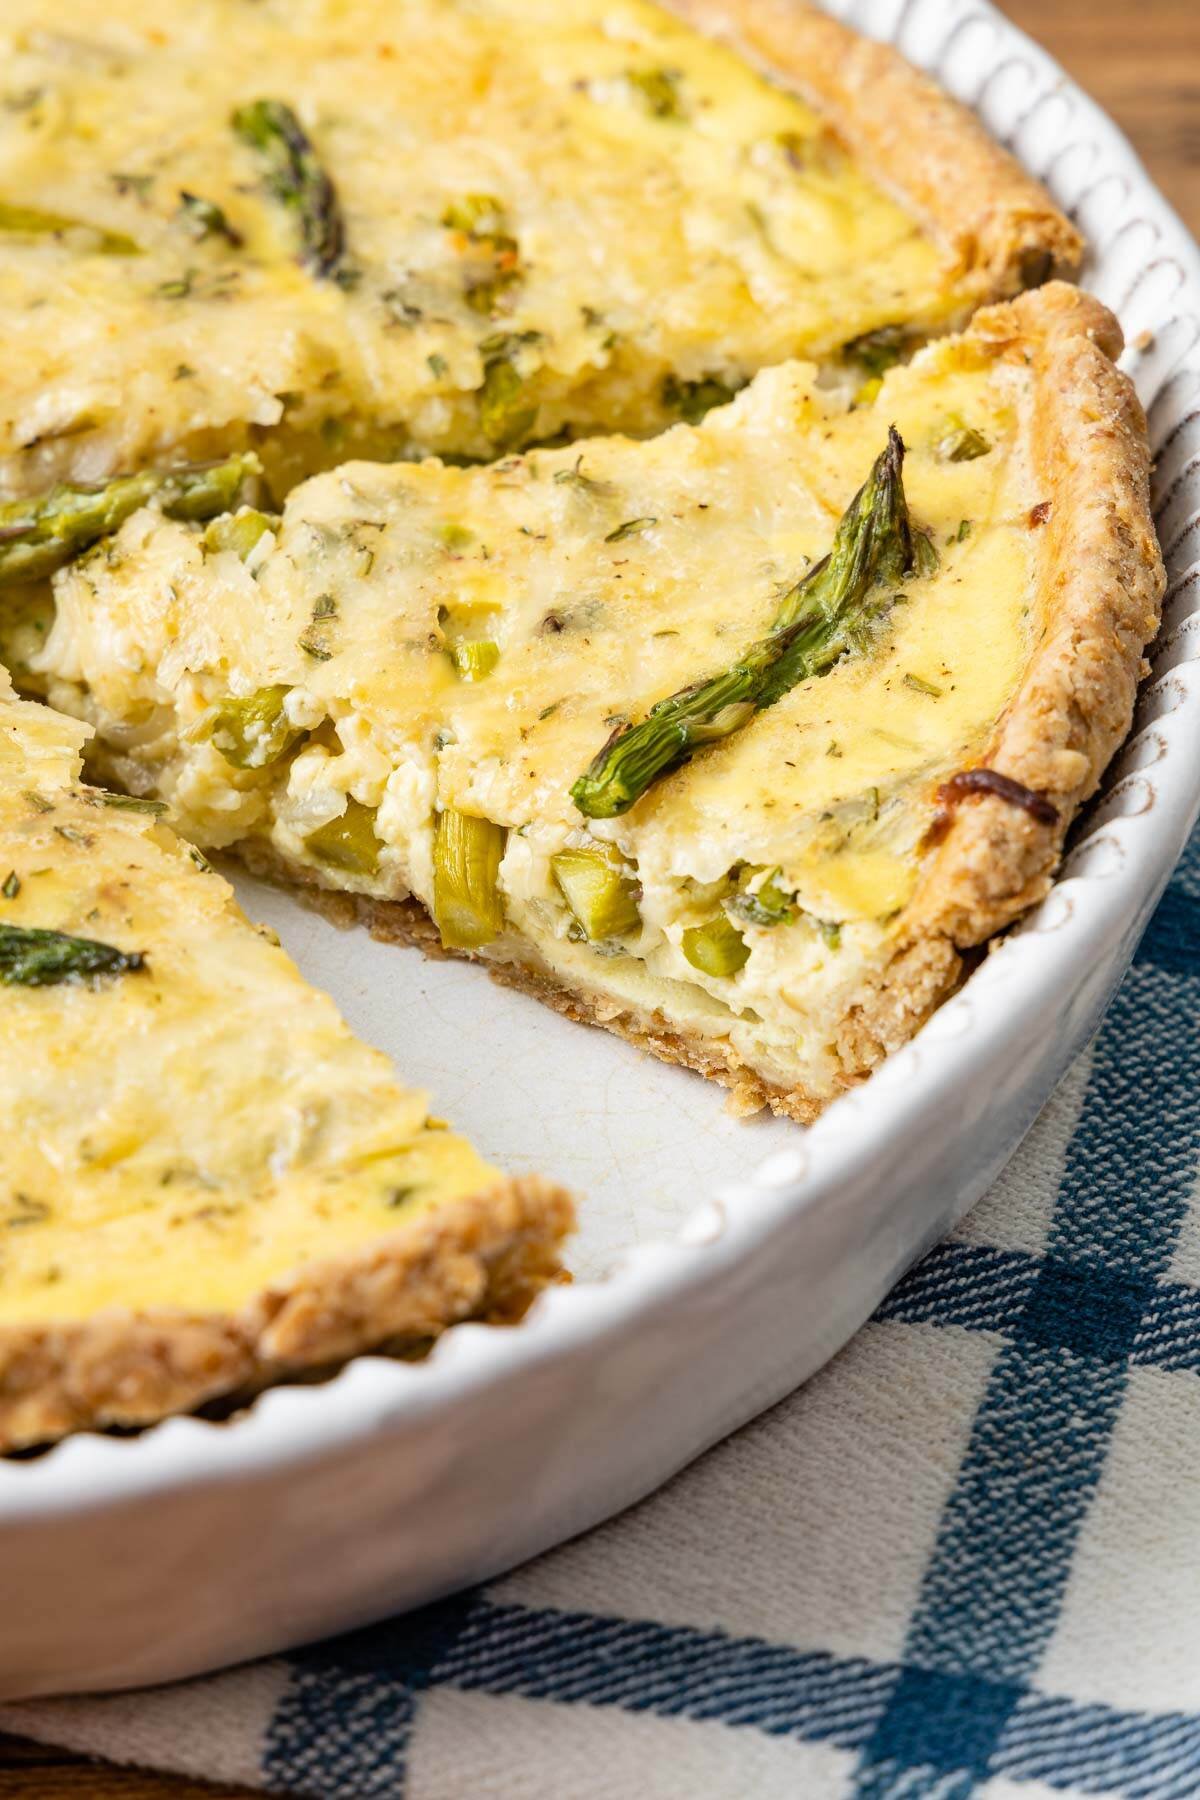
[663,0,1083,301]
[0,1175,571,1452]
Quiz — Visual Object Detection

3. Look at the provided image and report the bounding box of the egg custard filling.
[3,293,1096,1123]
[0,672,570,1449]
[0,0,1076,497]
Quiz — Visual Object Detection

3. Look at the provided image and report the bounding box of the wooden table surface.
[3,3,1198,1794]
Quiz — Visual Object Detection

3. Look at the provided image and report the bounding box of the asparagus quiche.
[2,283,1162,1122]
[0,672,571,1451]
[0,0,1079,497]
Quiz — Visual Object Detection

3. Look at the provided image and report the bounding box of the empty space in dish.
[233,869,802,1281]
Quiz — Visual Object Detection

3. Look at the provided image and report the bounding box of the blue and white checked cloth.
[6,827,1200,1798]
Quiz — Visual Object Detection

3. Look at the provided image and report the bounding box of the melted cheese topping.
[21,334,1037,1102]
[1,0,963,494]
[0,679,499,1324]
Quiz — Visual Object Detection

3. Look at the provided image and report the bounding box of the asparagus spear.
[203,507,278,563]
[231,99,345,279]
[681,916,749,977]
[571,428,916,819]
[0,454,262,587]
[199,684,299,770]
[933,415,990,463]
[451,640,500,682]
[0,921,145,987]
[552,846,641,941]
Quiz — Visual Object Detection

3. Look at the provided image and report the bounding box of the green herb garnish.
[177,190,243,247]
[91,791,168,815]
[605,517,657,543]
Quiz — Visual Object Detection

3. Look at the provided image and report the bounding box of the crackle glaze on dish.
[0,0,1198,1702]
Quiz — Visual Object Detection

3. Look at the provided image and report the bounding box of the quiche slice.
[0,0,1079,496]
[2,284,1162,1123]
[0,675,572,1452]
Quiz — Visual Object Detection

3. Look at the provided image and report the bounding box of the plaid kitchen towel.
[5,825,1200,1799]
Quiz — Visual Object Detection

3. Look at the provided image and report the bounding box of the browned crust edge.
[235,282,1162,1125]
[834,283,1163,1084]
[0,1175,573,1454]
[658,0,1082,301]
[901,281,1165,946]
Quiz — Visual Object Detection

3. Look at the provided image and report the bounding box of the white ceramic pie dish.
[2,0,1199,1702]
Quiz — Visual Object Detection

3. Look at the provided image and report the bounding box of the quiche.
[0,0,1079,497]
[0,672,572,1451]
[3,283,1163,1124]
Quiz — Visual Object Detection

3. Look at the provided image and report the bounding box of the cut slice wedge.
[0,674,572,1452]
[0,0,1078,495]
[5,284,1162,1123]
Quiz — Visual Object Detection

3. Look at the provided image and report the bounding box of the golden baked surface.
[0,0,1074,494]
[12,285,1158,1122]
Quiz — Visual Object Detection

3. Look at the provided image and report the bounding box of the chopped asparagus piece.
[681,915,749,977]
[552,846,641,941]
[305,798,381,874]
[0,921,145,987]
[661,373,740,424]
[442,194,508,239]
[451,640,500,681]
[844,326,909,379]
[478,356,535,448]
[729,865,796,928]
[0,200,140,255]
[572,429,916,818]
[203,508,277,562]
[433,809,506,949]
[625,69,688,122]
[933,415,991,462]
[0,454,262,587]
[200,684,299,770]
[231,99,345,278]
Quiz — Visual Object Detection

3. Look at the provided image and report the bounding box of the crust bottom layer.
[0,1175,573,1453]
